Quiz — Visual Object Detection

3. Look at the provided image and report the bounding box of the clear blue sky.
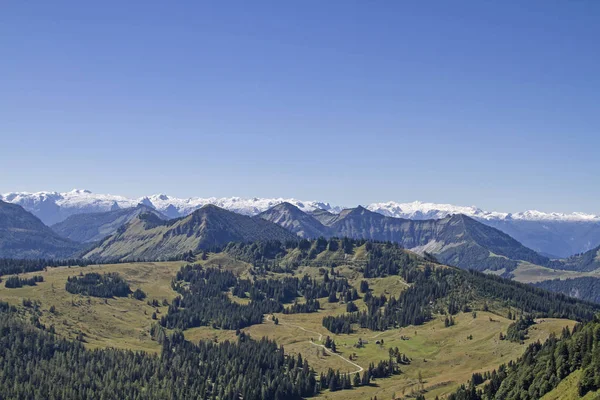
[1,1,599,213]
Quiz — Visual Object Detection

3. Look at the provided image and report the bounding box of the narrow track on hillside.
[265,315,363,374]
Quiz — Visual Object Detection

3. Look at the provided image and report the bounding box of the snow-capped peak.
[508,210,600,222]
[366,201,600,222]
[1,190,598,226]
[366,200,509,220]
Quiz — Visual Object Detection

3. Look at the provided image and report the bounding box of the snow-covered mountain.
[0,190,342,225]
[366,201,600,222]
[137,194,342,219]
[2,190,600,258]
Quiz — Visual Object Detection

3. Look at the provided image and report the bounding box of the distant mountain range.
[0,189,341,224]
[260,203,549,273]
[2,189,600,258]
[2,194,599,282]
[82,205,298,261]
[83,202,549,272]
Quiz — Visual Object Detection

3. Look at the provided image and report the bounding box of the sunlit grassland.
[0,256,577,399]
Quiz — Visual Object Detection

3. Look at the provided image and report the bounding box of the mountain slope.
[447,315,600,400]
[552,244,600,272]
[51,204,167,243]
[309,208,339,226]
[83,205,298,261]
[533,277,600,304]
[326,207,549,271]
[258,204,549,272]
[369,201,600,258]
[0,200,82,259]
[257,202,329,238]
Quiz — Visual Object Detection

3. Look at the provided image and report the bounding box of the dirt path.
[265,315,363,374]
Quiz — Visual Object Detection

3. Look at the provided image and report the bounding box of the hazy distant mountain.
[483,219,600,259]
[323,206,549,272]
[51,204,167,243]
[83,205,298,261]
[368,201,600,258]
[3,190,599,257]
[259,204,549,272]
[0,200,81,259]
[257,202,329,238]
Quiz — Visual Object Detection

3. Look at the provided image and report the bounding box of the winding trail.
[370,330,386,339]
[265,315,363,374]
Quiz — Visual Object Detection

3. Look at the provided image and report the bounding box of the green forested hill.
[551,245,600,272]
[534,277,600,304]
[223,238,598,328]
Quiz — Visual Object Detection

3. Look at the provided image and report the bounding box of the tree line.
[0,258,90,277]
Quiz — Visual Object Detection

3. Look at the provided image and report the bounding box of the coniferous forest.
[0,302,324,400]
[160,264,355,330]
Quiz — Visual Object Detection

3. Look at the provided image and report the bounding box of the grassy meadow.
[0,255,578,399]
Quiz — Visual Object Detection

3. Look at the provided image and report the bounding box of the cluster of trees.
[388,347,411,365]
[317,357,400,393]
[447,316,600,399]
[0,305,342,400]
[504,315,535,343]
[283,299,320,314]
[65,272,131,298]
[323,336,337,352]
[0,258,89,277]
[323,314,356,334]
[233,273,352,305]
[4,275,43,288]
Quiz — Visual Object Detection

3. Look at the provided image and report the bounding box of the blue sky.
[1,1,599,213]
